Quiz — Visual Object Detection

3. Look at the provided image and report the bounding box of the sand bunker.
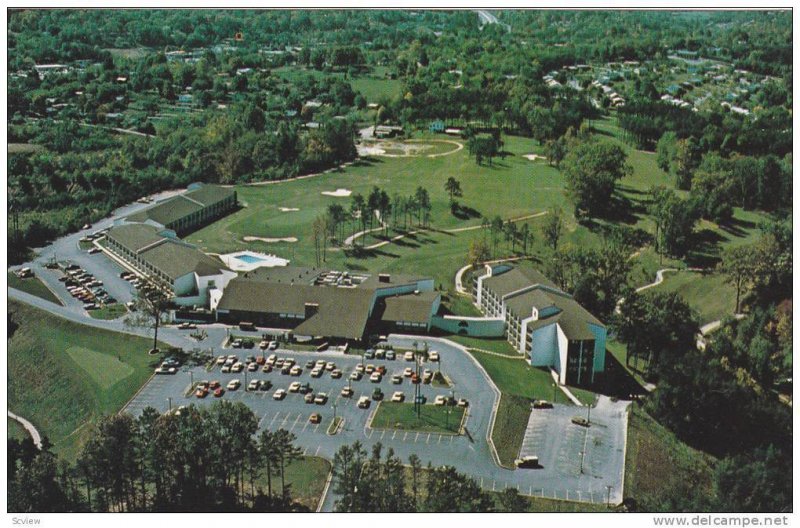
[243,236,298,243]
[278,207,300,212]
[524,154,547,161]
[321,188,352,197]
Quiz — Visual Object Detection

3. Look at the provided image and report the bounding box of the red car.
[195,388,209,398]
[209,381,220,390]
[377,365,387,376]
[256,356,266,365]
[214,387,224,398]
[411,374,420,384]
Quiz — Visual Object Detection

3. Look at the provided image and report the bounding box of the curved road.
[8,411,43,449]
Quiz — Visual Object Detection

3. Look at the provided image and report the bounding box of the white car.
[259,341,268,350]
[325,362,336,371]
[315,360,326,369]
[268,341,278,350]
[403,367,414,377]
[311,368,323,378]
[350,371,362,381]
[227,379,241,391]
[216,356,227,365]
[273,388,287,400]
[231,362,244,373]
[391,391,405,403]
[267,354,277,365]
[370,372,382,383]
[289,381,302,393]
[404,351,415,361]
[434,395,447,406]
[221,365,231,373]
[248,380,261,391]
[357,396,371,409]
[429,351,440,362]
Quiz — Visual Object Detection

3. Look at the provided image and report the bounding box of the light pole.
[606,485,613,508]
[167,397,172,412]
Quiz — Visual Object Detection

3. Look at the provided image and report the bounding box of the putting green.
[66,346,135,389]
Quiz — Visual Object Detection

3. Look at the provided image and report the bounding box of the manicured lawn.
[447,335,520,356]
[371,402,465,434]
[88,303,128,320]
[645,270,736,324]
[468,350,574,405]
[624,406,716,511]
[8,299,166,461]
[350,75,403,103]
[491,394,532,467]
[8,272,63,306]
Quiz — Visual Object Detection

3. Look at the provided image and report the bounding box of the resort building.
[124,183,237,236]
[105,223,236,307]
[215,267,439,343]
[473,264,607,385]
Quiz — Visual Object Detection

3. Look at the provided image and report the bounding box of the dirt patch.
[357,138,462,158]
[243,236,298,243]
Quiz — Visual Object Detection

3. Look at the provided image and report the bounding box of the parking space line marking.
[414,432,420,442]
[492,480,496,491]
[403,432,408,441]
[426,433,431,443]
[315,445,321,456]
[314,423,320,433]
[437,435,442,444]
[290,413,302,431]
[302,421,309,433]
[392,431,397,440]
[302,447,308,456]
[268,411,281,427]
[380,430,385,440]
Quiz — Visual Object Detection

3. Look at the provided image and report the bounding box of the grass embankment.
[645,270,736,324]
[371,402,465,434]
[88,303,129,320]
[255,456,331,511]
[8,299,166,461]
[624,406,716,511]
[8,272,63,306]
[446,335,520,356]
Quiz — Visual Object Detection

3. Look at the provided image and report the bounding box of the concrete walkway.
[8,411,42,449]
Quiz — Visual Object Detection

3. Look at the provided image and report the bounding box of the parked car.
[457,398,469,408]
[331,368,342,379]
[515,456,540,469]
[248,380,261,391]
[195,388,209,398]
[376,365,387,376]
[304,392,316,404]
[385,350,396,360]
[267,354,277,366]
[355,364,365,374]
[231,362,244,373]
[429,351,440,362]
[571,417,590,427]
[227,379,241,391]
[273,389,287,400]
[315,360,326,369]
[259,340,268,350]
[261,364,272,373]
[365,364,376,374]
[375,349,385,359]
[298,383,312,394]
[268,341,278,350]
[290,366,302,376]
[221,365,231,374]
[341,386,354,398]
[532,400,554,410]
[391,391,404,403]
[305,360,315,369]
[404,351,415,361]
[309,413,321,424]
[403,367,414,377]
[259,381,272,392]
[213,388,224,397]
[314,393,328,405]
[325,362,336,371]
[350,371,362,381]
[281,365,292,375]
[434,395,447,406]
[357,396,371,409]
[289,382,302,393]
[245,355,256,363]
[423,371,433,384]
[248,362,258,372]
[311,368,323,378]
[231,339,243,349]
[414,395,427,405]
[364,350,375,360]
[256,356,266,365]
[372,388,384,401]
[370,372,382,383]
[391,374,403,384]
[209,381,220,390]
[411,373,420,385]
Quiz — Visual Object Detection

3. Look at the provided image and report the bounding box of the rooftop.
[139,240,229,280]
[379,291,441,324]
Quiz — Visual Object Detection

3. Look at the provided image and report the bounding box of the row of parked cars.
[154,356,183,375]
[364,348,441,363]
[58,264,115,309]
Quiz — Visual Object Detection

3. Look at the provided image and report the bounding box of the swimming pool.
[235,254,266,264]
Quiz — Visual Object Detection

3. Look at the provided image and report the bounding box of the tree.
[468,238,491,268]
[444,176,462,204]
[489,215,503,257]
[349,193,365,243]
[497,487,529,512]
[718,245,755,314]
[272,429,301,502]
[504,221,518,252]
[124,282,171,353]
[422,465,494,512]
[542,207,563,251]
[519,223,531,254]
[562,140,631,217]
[615,290,699,375]
[649,186,698,258]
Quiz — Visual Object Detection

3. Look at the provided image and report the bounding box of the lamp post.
[167,397,172,412]
[606,485,613,508]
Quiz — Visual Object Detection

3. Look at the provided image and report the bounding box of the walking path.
[455,255,535,296]
[549,370,583,406]
[8,411,42,449]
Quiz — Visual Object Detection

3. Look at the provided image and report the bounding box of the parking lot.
[122,336,630,509]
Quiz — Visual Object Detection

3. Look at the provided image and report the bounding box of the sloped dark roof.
[483,266,559,297]
[126,195,204,227]
[139,240,227,280]
[380,292,440,323]
[106,224,165,254]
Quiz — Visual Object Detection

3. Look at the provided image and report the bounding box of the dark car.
[372,388,384,401]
